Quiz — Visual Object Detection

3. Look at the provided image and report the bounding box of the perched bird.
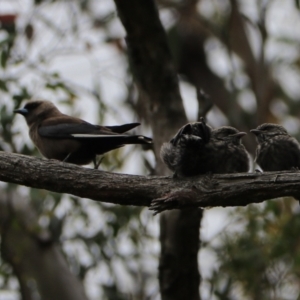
[251,123,300,171]
[160,119,249,177]
[14,100,152,168]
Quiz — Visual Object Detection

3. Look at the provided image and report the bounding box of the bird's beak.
[14,108,28,115]
[232,132,247,139]
[250,129,261,135]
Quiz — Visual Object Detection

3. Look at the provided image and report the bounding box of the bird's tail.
[92,135,152,154]
[71,133,153,154]
[122,135,153,145]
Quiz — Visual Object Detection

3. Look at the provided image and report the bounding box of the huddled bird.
[160,118,249,177]
[251,123,300,171]
[14,100,152,168]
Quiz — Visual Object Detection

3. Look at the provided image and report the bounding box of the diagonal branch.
[0,151,299,212]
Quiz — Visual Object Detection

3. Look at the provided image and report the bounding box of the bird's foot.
[172,172,179,179]
[62,153,72,162]
[93,156,104,169]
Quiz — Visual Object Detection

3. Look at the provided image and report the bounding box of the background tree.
[0,0,300,299]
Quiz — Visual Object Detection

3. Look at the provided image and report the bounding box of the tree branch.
[0,152,299,212]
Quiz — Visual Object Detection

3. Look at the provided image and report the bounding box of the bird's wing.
[70,133,151,145]
[39,123,93,138]
[38,117,125,139]
[38,120,150,142]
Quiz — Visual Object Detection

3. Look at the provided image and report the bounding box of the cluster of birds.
[14,100,300,177]
[161,118,300,177]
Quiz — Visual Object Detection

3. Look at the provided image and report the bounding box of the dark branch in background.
[113,1,201,299]
[228,0,275,126]
[0,152,299,211]
[0,192,88,300]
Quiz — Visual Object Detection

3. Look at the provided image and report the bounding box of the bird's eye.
[24,102,41,111]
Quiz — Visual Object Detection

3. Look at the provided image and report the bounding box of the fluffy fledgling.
[14,100,152,167]
[161,119,249,177]
[251,123,300,171]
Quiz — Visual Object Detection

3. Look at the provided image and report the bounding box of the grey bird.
[251,123,300,171]
[14,100,152,168]
[161,119,249,177]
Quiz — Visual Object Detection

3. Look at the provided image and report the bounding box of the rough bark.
[113,0,202,299]
[0,192,88,300]
[0,152,299,211]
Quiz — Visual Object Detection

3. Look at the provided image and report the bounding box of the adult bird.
[251,123,300,171]
[14,100,152,168]
[160,119,249,177]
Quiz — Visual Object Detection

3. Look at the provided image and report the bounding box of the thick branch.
[113,0,187,160]
[0,152,299,211]
[112,1,201,298]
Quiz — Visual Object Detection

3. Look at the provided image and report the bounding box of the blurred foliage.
[1,0,300,299]
[205,200,300,299]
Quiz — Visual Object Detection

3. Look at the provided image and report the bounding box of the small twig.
[196,88,213,120]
